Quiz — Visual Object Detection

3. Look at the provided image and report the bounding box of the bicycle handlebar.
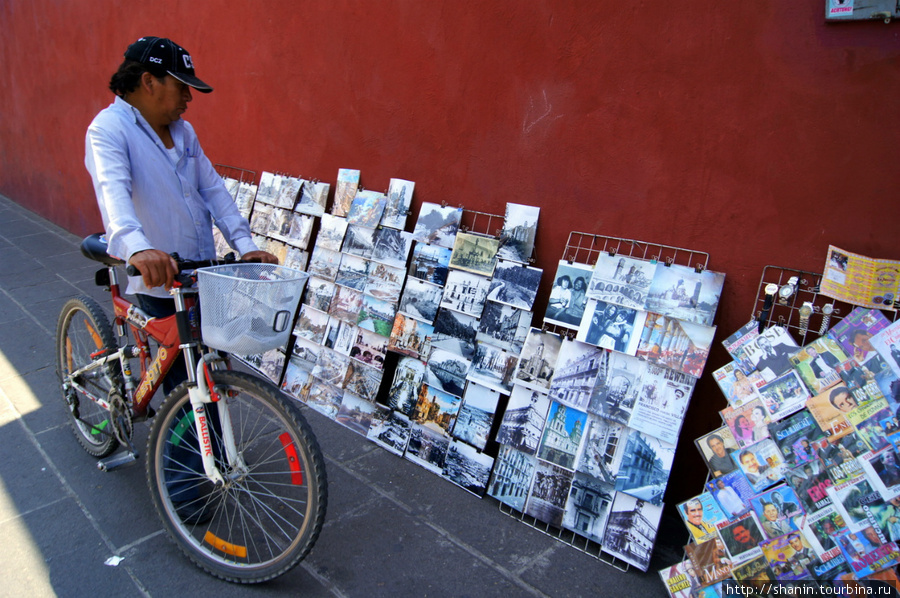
[125,252,239,278]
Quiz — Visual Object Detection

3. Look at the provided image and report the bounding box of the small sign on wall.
[825,0,899,21]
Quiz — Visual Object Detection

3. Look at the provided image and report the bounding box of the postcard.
[587,253,658,311]
[487,261,542,311]
[449,232,500,277]
[380,177,415,230]
[412,202,462,248]
[496,203,539,264]
[544,260,593,329]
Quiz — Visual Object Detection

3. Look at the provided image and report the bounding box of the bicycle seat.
[81,233,126,267]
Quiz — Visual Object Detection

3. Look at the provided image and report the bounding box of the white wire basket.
[197,263,308,355]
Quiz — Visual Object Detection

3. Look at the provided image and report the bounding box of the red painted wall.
[2,1,898,502]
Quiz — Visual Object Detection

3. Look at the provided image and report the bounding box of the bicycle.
[55,233,327,583]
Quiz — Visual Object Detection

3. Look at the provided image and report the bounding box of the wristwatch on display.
[778,276,799,304]
[819,303,834,335]
[758,283,778,333]
[798,301,813,336]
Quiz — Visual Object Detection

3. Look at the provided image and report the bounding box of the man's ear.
[140,71,156,93]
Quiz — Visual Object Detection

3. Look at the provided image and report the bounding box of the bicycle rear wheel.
[146,370,327,583]
[55,296,120,458]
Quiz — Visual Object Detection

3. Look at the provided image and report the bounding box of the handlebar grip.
[126,264,140,277]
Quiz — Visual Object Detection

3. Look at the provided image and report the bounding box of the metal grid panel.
[214,163,257,184]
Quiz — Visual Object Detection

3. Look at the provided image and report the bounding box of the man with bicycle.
[85,36,276,522]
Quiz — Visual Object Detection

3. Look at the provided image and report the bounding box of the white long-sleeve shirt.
[85,96,257,297]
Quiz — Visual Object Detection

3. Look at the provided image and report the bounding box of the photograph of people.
[829,386,857,413]
[704,433,737,477]
[681,498,716,541]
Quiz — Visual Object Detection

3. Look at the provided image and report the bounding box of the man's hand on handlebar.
[129,249,179,290]
[241,250,279,265]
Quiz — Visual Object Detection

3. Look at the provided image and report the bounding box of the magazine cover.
[749,485,805,540]
[635,313,716,378]
[602,492,664,572]
[806,385,856,442]
[834,527,900,578]
[677,493,729,544]
[411,201,462,248]
[858,447,900,501]
[767,408,825,464]
[790,336,850,396]
[497,203,539,264]
[544,260,593,329]
[827,475,884,532]
[828,307,892,366]
[706,472,753,518]
[801,503,848,556]
[658,560,700,598]
[846,398,893,453]
[722,399,771,448]
[696,426,741,478]
[712,361,763,408]
[586,253,658,311]
[722,320,761,375]
[331,168,360,217]
[626,363,695,445]
[731,438,787,494]
[870,319,900,378]
[742,326,800,382]
[757,370,810,421]
[683,534,732,586]
[759,531,815,581]
[575,298,647,355]
[718,512,765,565]
[784,458,835,512]
[644,263,725,327]
[613,427,675,505]
[380,177,415,230]
[730,553,776,583]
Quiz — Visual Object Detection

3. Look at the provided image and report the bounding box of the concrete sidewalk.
[0,194,683,597]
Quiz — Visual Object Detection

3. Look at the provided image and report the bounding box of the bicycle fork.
[189,354,245,487]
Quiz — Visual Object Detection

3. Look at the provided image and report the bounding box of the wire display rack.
[214,163,257,184]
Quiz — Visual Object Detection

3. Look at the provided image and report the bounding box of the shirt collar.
[112,95,184,153]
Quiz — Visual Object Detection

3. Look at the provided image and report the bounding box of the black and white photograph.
[283,247,309,272]
[281,357,311,402]
[255,171,279,205]
[495,384,551,455]
[295,179,329,217]
[488,444,537,511]
[634,313,715,378]
[341,224,377,259]
[367,406,411,457]
[311,347,351,386]
[294,304,330,344]
[336,391,378,436]
[412,201,462,248]
[452,382,501,450]
[342,359,383,402]
[575,414,625,485]
[304,376,343,419]
[477,302,531,353]
[441,270,490,317]
[442,440,495,497]
[398,277,442,324]
[372,227,414,269]
[449,232,500,277]
[303,276,336,313]
[525,460,574,528]
[413,382,463,435]
[514,328,563,392]
[431,308,479,359]
[265,207,291,239]
[249,202,273,235]
[645,263,725,327]
[364,261,405,304]
[576,298,646,355]
[335,253,371,291]
[328,285,364,323]
[537,401,588,470]
[741,325,801,381]
[290,336,320,372]
[324,317,356,356]
[307,246,342,281]
[356,293,396,337]
[626,364,695,445]
[387,313,434,359]
[408,243,452,286]
[287,212,314,249]
[388,356,426,415]
[583,348,628,423]
[548,338,607,412]
[562,471,615,544]
[602,493,664,572]
[497,203,539,264]
[467,342,518,395]
[405,423,451,475]
[381,177,415,230]
[256,348,285,384]
[331,168,360,218]
[424,347,471,396]
[544,260,593,329]
[486,261,542,311]
[587,253,658,311]
[613,427,675,506]
[316,213,349,252]
[347,189,386,228]
[351,326,388,370]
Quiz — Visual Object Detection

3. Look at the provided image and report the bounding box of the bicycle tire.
[146,370,327,583]
[55,296,121,458]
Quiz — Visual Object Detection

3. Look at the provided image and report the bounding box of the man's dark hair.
[109,60,165,97]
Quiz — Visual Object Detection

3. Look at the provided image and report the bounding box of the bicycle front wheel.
[146,370,327,583]
[55,296,120,458]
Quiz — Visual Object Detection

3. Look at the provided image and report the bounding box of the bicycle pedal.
[97,451,139,472]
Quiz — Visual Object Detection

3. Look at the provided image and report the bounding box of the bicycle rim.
[55,296,120,457]
[146,370,327,583]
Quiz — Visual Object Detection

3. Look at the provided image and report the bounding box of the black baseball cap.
[124,36,213,93]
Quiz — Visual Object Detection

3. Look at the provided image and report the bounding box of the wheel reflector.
[203,531,247,558]
[279,432,304,485]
